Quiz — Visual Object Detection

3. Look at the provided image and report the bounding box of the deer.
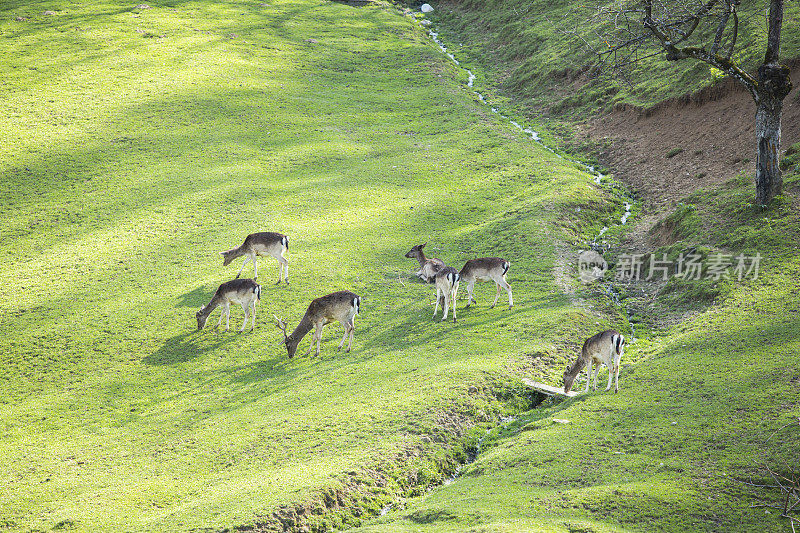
[220,232,289,284]
[459,257,513,309]
[405,243,445,283]
[563,330,625,394]
[433,267,460,323]
[274,290,361,358]
[196,278,262,333]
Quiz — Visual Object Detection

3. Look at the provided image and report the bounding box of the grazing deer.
[220,232,289,284]
[433,267,460,322]
[459,257,513,309]
[196,278,262,332]
[563,330,625,394]
[274,291,361,358]
[405,243,445,283]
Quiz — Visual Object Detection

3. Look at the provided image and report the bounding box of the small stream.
[376,415,520,518]
[425,26,610,183]
[364,9,641,525]
[413,11,639,340]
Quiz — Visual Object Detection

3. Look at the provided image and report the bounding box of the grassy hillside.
[426,0,800,119]
[346,4,800,530]
[356,174,800,532]
[0,1,625,531]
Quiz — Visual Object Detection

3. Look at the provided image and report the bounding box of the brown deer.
[274,291,361,358]
[220,232,289,284]
[459,257,513,309]
[196,279,262,332]
[563,330,625,394]
[405,243,445,283]
[433,267,460,322]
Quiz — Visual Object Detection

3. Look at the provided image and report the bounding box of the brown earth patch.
[580,59,800,214]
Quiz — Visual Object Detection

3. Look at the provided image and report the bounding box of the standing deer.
[433,267,460,323]
[459,257,513,309]
[274,290,361,358]
[563,330,625,394]
[405,243,445,283]
[196,278,262,332]
[220,232,289,284]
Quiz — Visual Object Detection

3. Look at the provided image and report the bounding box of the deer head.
[274,315,298,358]
[563,365,577,394]
[404,242,427,259]
[196,306,209,330]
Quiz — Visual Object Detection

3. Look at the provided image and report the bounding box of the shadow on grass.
[144,330,234,365]
[176,285,209,308]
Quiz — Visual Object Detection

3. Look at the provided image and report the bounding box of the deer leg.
[337,322,348,351]
[283,255,289,285]
[605,363,614,391]
[240,302,249,333]
[491,282,501,308]
[593,365,601,391]
[584,361,592,393]
[219,303,230,332]
[441,292,450,321]
[250,300,257,331]
[500,277,513,308]
[451,284,458,322]
[236,256,250,279]
[433,286,442,317]
[251,253,258,280]
[302,336,315,356]
[347,324,354,352]
[464,280,475,307]
[315,327,323,356]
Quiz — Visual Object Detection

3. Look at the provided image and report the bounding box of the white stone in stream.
[420,3,433,13]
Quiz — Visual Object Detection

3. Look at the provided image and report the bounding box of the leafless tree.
[575,0,792,205]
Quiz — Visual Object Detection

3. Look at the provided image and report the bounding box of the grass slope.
[0,1,622,531]
[426,0,800,119]
[348,8,800,530]
[357,175,800,532]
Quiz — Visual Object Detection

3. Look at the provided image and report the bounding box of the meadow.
[3,0,799,532]
[0,1,623,531]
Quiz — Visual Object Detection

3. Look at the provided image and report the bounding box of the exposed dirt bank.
[581,60,800,212]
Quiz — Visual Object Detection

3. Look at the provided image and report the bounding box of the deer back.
[459,257,509,282]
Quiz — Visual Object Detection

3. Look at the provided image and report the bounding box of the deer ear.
[421,242,427,248]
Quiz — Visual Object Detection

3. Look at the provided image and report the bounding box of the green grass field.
[357,192,800,531]
[0,1,624,531]
[3,1,799,532]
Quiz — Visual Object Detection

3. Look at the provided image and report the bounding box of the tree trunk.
[754,63,792,205]
[755,94,783,205]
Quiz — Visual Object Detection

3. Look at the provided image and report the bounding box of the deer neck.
[223,244,246,261]
[287,314,314,345]
[566,356,588,381]
[415,250,428,268]
[200,294,223,318]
